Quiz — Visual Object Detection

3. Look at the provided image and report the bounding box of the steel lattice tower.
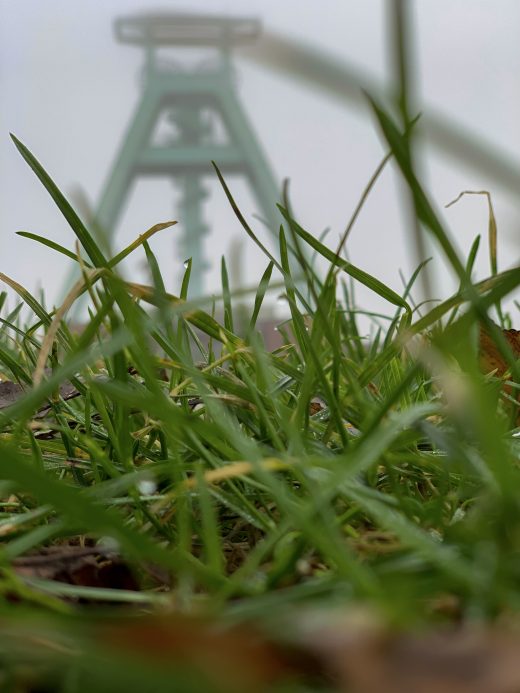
[97,12,282,296]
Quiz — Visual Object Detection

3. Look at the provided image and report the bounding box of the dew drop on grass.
[137,479,157,496]
[183,259,191,269]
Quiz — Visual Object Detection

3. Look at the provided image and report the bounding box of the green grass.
[1,81,520,693]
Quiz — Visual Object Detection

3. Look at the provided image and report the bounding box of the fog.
[1,0,519,321]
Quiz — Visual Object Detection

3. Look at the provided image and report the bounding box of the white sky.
[1,0,519,321]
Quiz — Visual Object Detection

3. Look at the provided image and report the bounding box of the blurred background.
[1,0,519,322]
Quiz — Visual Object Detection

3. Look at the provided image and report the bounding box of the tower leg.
[178,173,209,297]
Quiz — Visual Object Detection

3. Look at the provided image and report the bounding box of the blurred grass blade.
[365,97,468,281]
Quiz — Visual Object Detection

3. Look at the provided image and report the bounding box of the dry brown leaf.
[479,324,520,377]
[479,323,520,424]
[98,616,312,693]
[13,546,139,595]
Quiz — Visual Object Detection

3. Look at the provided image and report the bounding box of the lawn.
[1,37,519,693]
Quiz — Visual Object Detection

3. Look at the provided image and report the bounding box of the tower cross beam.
[114,13,261,48]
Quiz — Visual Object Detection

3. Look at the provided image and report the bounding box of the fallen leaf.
[479,323,520,424]
[13,546,139,596]
[479,324,520,377]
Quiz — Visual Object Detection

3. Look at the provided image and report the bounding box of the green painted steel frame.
[97,14,285,297]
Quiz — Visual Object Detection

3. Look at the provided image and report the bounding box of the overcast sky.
[1,0,519,321]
